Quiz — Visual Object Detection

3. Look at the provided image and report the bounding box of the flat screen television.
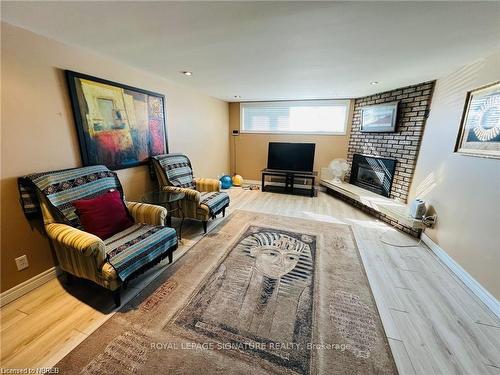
[267,142,315,172]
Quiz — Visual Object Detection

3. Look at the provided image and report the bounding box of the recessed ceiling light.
[370,81,379,85]
[181,71,193,76]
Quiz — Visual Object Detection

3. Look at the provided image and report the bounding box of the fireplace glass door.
[349,154,396,197]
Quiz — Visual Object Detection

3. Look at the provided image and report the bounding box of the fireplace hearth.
[349,154,396,197]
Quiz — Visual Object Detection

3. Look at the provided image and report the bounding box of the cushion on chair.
[105,223,177,281]
[152,154,195,189]
[73,190,134,240]
[18,165,123,228]
[199,191,230,216]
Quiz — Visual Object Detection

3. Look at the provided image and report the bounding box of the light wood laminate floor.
[1,188,499,373]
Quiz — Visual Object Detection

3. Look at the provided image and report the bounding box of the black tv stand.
[261,169,317,197]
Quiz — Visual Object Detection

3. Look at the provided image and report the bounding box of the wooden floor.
[1,188,499,374]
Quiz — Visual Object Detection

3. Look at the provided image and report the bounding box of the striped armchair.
[152,153,230,233]
[18,165,178,307]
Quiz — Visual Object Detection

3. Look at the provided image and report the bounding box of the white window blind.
[240,100,350,134]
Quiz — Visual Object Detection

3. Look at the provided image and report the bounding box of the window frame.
[239,99,351,136]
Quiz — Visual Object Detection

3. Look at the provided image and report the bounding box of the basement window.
[240,100,350,135]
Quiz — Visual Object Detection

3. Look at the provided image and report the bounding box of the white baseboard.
[422,234,500,319]
[0,267,61,307]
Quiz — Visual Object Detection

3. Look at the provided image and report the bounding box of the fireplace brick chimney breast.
[346,81,435,202]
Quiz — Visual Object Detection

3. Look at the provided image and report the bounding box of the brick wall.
[346,81,435,203]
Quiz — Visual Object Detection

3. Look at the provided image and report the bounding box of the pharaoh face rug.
[56,210,398,375]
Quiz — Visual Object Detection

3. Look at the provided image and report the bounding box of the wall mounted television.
[267,142,316,172]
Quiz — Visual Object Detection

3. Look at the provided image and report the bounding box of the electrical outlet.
[15,255,29,271]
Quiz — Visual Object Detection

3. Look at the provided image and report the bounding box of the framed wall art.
[455,81,500,159]
[360,102,398,133]
[66,70,168,170]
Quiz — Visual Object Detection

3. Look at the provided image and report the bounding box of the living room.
[1,2,499,374]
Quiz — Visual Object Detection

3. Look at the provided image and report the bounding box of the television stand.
[261,169,317,197]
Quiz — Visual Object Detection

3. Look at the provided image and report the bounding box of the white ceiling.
[2,1,499,102]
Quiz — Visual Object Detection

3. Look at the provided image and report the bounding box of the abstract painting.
[455,81,500,159]
[360,102,398,132]
[66,70,167,169]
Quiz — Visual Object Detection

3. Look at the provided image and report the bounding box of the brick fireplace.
[345,81,435,202]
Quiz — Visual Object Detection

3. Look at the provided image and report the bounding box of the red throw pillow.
[73,190,134,240]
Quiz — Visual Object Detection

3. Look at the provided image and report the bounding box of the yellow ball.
[232,174,243,186]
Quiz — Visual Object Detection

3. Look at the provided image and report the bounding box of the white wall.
[410,51,500,299]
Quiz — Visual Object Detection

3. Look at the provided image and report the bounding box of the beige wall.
[228,102,352,181]
[0,23,229,292]
[409,51,500,299]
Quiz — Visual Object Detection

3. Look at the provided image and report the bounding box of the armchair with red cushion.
[18,165,178,307]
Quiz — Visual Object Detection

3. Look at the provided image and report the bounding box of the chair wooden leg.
[168,251,173,264]
[222,207,226,217]
[202,221,208,233]
[112,288,121,308]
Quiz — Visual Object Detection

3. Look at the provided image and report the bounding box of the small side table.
[141,191,185,239]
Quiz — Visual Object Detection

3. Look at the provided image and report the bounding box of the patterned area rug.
[57,210,398,374]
